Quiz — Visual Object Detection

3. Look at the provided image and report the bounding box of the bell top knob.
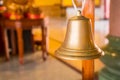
[69,10,89,21]
[77,10,82,16]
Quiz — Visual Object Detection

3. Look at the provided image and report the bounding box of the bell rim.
[55,51,104,60]
[55,48,104,60]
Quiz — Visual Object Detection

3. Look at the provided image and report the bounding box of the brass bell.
[55,11,104,60]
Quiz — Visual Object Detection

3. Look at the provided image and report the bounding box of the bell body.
[55,14,104,60]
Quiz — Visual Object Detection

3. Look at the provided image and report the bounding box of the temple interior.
[0,0,120,80]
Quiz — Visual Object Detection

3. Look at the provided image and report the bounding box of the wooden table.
[0,18,48,64]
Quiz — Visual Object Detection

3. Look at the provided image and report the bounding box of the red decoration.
[3,12,23,20]
[27,13,44,19]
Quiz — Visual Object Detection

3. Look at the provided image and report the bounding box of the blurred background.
[1,0,118,80]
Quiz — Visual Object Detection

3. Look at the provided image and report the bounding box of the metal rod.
[72,0,78,13]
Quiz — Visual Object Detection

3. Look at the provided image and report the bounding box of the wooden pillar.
[99,0,120,80]
[110,0,120,37]
[2,29,10,60]
[15,21,24,64]
[82,0,95,80]
[82,0,95,32]
[10,30,16,55]
[82,60,94,80]
[41,20,48,60]
[0,21,5,56]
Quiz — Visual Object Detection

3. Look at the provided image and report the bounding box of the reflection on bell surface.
[55,12,104,60]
